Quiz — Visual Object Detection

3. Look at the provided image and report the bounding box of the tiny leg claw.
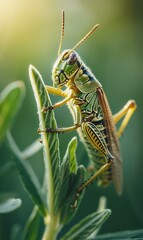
[37,128,58,134]
[41,106,54,113]
[37,128,43,134]
[45,128,57,133]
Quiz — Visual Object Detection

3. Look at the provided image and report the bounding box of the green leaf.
[68,136,78,174]
[29,65,60,214]
[95,229,143,239]
[61,209,111,240]
[54,136,86,224]
[0,198,22,213]
[7,131,47,217]
[22,207,43,240]
[55,137,78,214]
[59,165,86,224]
[89,196,107,238]
[0,81,25,144]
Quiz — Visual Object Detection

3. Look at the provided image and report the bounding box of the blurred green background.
[0,0,143,239]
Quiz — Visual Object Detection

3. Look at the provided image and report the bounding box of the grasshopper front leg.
[38,85,82,133]
[39,106,81,133]
[42,85,71,112]
[38,123,80,134]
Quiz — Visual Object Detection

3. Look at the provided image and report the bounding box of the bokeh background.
[0,0,143,239]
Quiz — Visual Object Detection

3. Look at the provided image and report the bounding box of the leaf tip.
[72,136,77,144]
[100,208,112,219]
[29,64,35,71]
[29,64,35,78]
[29,65,43,88]
[16,80,26,98]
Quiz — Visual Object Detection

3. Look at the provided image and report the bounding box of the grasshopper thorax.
[52,49,81,88]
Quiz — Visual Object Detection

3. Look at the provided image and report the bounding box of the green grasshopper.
[39,11,136,195]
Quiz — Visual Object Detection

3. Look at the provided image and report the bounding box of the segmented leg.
[43,85,72,112]
[77,161,112,194]
[38,123,81,134]
[71,161,112,208]
[45,85,67,97]
[113,100,137,138]
[38,85,80,133]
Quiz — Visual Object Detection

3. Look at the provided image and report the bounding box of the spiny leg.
[39,105,81,134]
[38,123,81,134]
[77,161,112,194]
[113,100,137,138]
[39,85,78,133]
[42,94,72,112]
[45,85,67,97]
[71,161,112,208]
[43,85,72,112]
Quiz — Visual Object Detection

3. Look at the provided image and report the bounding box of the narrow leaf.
[61,209,111,240]
[68,136,78,174]
[0,81,25,143]
[55,137,78,213]
[7,131,47,217]
[95,229,143,240]
[29,65,60,214]
[0,198,22,213]
[88,196,107,238]
[59,165,86,224]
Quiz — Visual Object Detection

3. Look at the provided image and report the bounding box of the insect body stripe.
[82,122,109,157]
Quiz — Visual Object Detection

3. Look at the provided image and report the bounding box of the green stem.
[42,215,61,240]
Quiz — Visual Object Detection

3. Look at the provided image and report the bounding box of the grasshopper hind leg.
[81,121,114,187]
[113,100,137,138]
[77,161,112,194]
[87,156,113,188]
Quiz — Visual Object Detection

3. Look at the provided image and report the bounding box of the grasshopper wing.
[97,87,123,194]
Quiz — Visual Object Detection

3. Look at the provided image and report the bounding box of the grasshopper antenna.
[66,23,99,58]
[58,10,65,56]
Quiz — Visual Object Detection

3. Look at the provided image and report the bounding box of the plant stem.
[42,214,61,240]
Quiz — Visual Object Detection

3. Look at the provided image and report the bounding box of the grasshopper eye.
[67,53,77,65]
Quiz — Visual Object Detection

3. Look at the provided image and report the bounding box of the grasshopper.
[39,11,136,194]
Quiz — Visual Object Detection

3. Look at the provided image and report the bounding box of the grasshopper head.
[53,11,99,89]
[52,49,81,88]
